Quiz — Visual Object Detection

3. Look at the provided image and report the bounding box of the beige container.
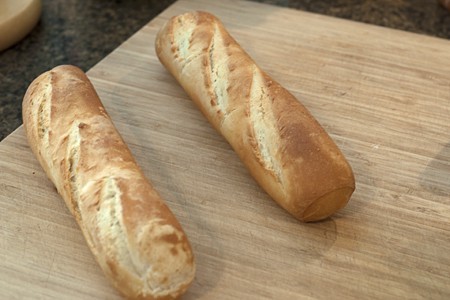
[0,0,42,51]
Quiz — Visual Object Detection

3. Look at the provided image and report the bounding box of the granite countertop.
[1,0,449,141]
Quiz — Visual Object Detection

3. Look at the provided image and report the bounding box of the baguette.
[22,65,195,299]
[155,11,355,222]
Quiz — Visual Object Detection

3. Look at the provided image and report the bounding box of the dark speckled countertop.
[1,0,449,141]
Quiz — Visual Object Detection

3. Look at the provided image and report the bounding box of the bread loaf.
[155,11,355,222]
[22,65,195,299]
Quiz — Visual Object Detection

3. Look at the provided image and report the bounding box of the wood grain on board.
[1,0,449,299]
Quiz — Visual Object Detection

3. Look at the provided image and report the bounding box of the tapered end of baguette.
[301,186,354,222]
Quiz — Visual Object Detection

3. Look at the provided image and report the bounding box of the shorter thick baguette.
[22,65,195,300]
[155,11,355,222]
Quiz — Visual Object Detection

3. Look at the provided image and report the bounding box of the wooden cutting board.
[1,0,449,299]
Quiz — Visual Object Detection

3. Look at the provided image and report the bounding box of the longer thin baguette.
[155,11,355,222]
[22,65,195,299]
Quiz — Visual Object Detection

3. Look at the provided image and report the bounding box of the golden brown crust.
[22,65,195,299]
[155,11,355,222]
